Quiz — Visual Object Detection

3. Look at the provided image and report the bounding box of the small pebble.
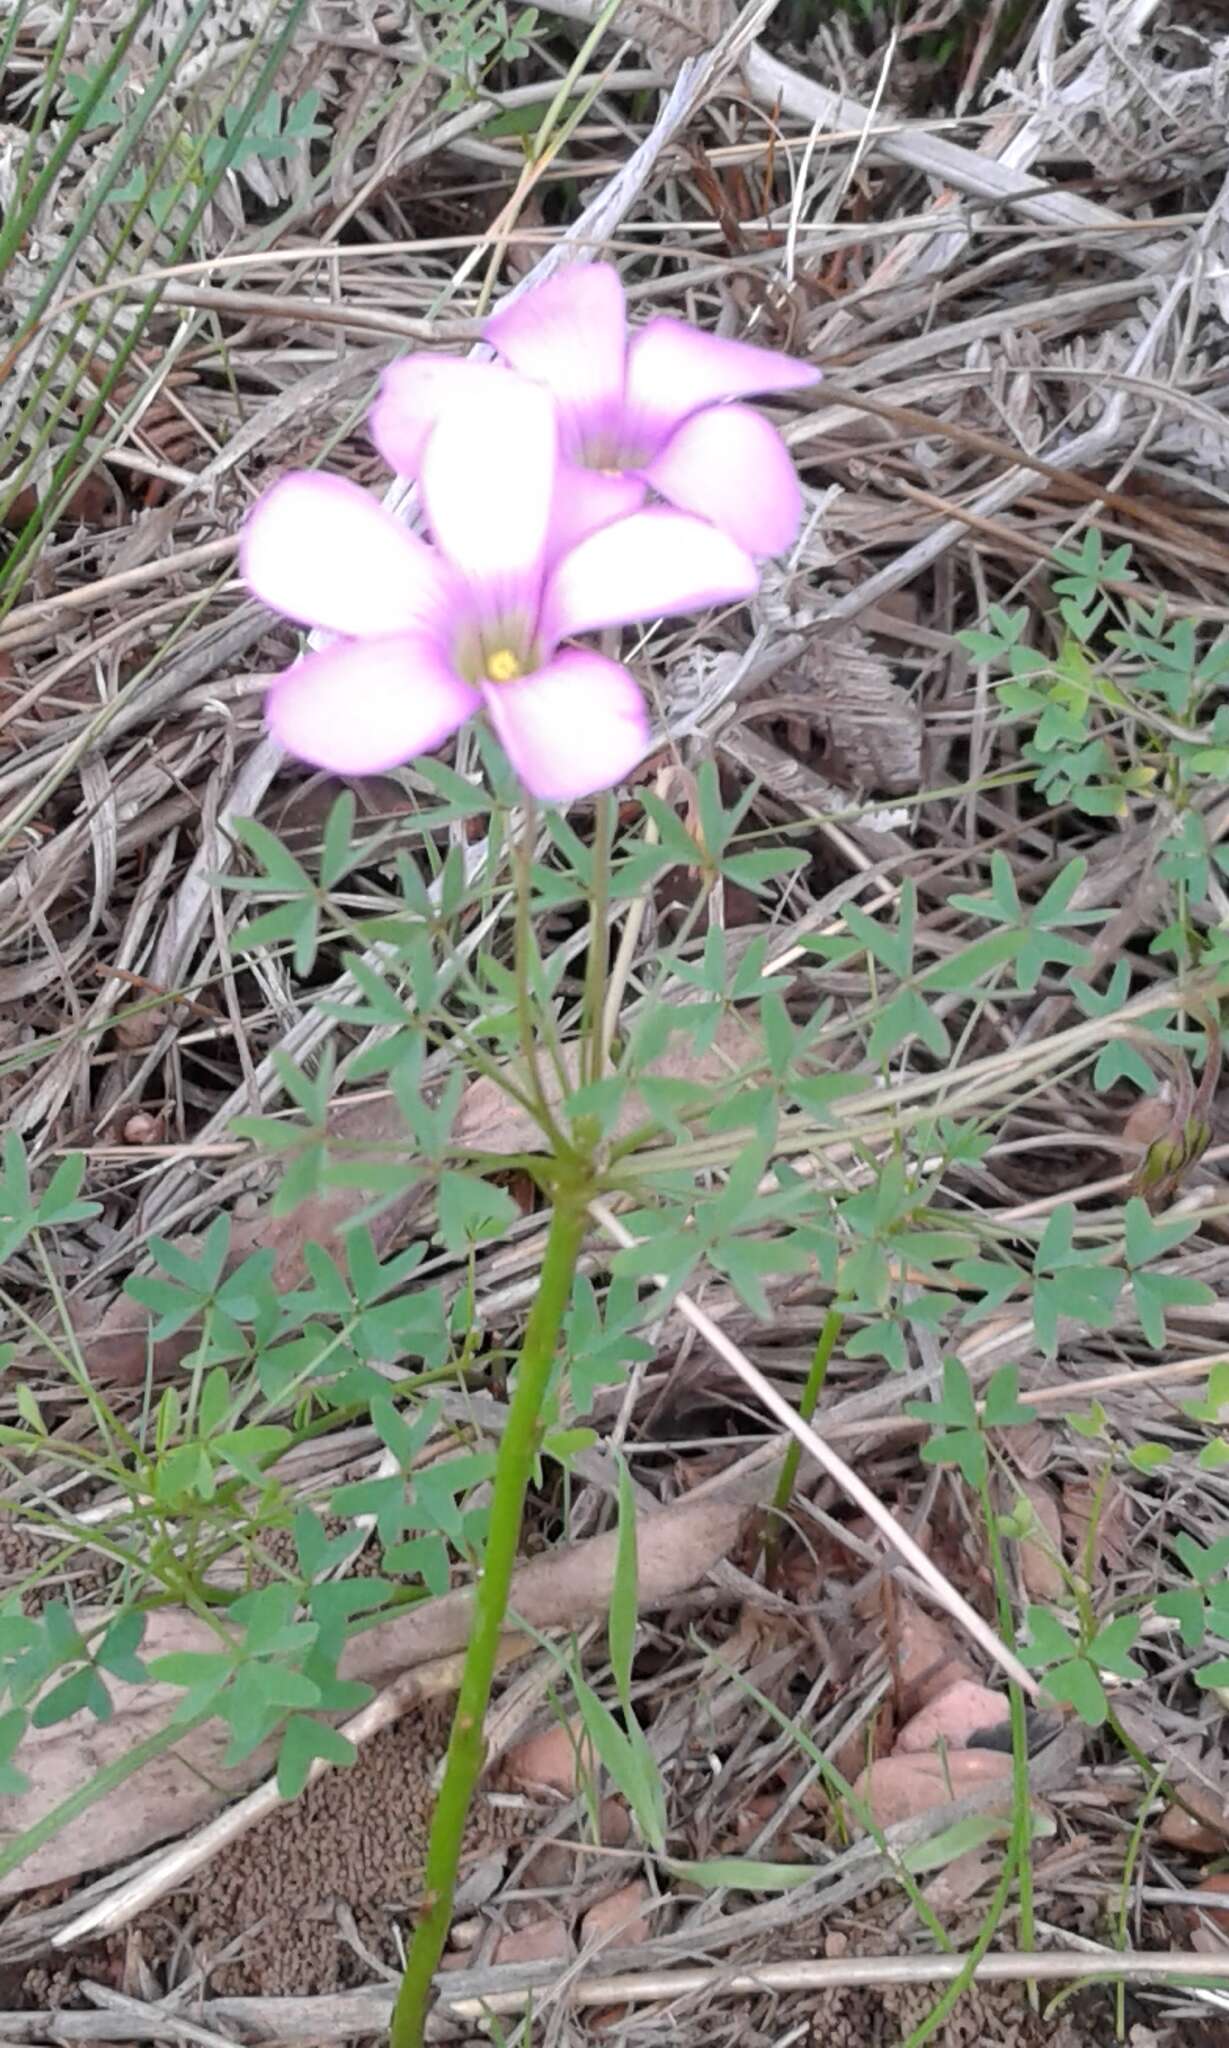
[894,1680,1009,1755]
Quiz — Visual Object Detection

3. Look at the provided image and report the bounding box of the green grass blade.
[0,3,207,405]
[0,2,148,276]
[0,0,314,607]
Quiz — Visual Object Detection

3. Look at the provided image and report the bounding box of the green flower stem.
[1105,1699,1208,1838]
[581,791,612,1088]
[1113,1757,1166,2036]
[768,1306,843,1531]
[389,1185,590,2048]
[980,1466,1036,1983]
[901,1470,1025,2046]
[899,1839,1019,2048]
[511,796,570,1150]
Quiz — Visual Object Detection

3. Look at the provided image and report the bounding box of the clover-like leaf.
[1042,1658,1108,1727]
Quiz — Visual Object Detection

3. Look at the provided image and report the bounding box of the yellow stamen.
[486,648,523,684]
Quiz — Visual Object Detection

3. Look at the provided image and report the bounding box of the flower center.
[581,432,650,474]
[580,430,630,473]
[455,613,538,688]
[485,646,523,684]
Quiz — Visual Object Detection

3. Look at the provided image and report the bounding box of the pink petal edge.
[644,404,804,558]
[240,472,452,639]
[482,647,650,802]
[420,374,557,633]
[545,462,646,563]
[370,356,511,478]
[543,507,758,644]
[266,633,479,775]
[485,262,627,457]
[622,316,819,454]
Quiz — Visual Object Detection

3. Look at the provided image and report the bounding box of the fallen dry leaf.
[1122,1090,1173,1155]
[851,1750,1014,1831]
[894,1680,1009,1755]
[1159,1804,1229,1855]
[748,635,923,795]
[826,1719,887,1790]
[454,1850,506,1915]
[1002,1422,1051,1481]
[724,1790,805,1860]
[2,473,119,533]
[1155,1769,1229,1867]
[581,1879,653,1951]
[599,1795,631,1847]
[450,1009,758,1154]
[519,1839,575,1888]
[1189,1872,1229,1939]
[264,775,410,838]
[505,1715,587,1797]
[517,1801,627,1888]
[0,1495,744,1899]
[613,0,731,67]
[492,1915,573,1966]
[921,1846,999,1915]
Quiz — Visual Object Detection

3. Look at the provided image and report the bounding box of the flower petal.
[420,374,556,633]
[241,473,453,638]
[483,648,650,802]
[644,404,804,557]
[543,508,757,643]
[485,262,627,458]
[370,355,511,477]
[546,461,646,562]
[266,634,478,775]
[622,315,819,454]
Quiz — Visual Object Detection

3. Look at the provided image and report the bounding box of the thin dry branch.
[588,1197,1038,1697]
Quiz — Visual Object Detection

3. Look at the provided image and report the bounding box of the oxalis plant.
[242,262,821,2045]
[4,259,1229,2046]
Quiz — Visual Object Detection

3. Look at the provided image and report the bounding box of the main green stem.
[980,1468,1035,1988]
[768,1306,843,1533]
[388,1187,589,2048]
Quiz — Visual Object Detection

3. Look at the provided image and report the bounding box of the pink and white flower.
[371,263,819,560]
[241,374,758,802]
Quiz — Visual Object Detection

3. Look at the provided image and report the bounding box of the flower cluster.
[241,263,818,803]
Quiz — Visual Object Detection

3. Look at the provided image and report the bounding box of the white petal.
[420,375,556,636]
[622,316,819,456]
[485,262,627,457]
[241,473,452,638]
[370,356,511,477]
[545,462,646,561]
[645,405,804,557]
[543,508,757,643]
[483,648,650,802]
[266,634,479,775]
